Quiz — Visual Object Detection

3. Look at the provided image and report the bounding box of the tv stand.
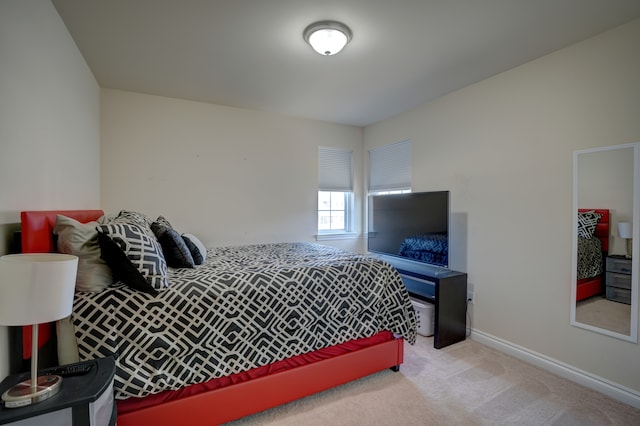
[374,255,467,349]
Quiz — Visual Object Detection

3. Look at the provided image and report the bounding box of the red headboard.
[578,208,610,253]
[21,210,104,254]
[18,210,104,362]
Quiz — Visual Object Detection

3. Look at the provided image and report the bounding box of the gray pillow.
[54,214,114,292]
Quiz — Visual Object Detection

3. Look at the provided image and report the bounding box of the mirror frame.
[571,142,639,342]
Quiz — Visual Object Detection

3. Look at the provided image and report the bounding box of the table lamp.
[618,221,633,259]
[0,253,78,408]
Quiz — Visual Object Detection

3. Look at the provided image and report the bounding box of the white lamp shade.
[0,254,78,326]
[618,221,633,239]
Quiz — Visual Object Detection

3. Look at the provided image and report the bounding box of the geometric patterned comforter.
[577,236,603,280]
[72,242,417,400]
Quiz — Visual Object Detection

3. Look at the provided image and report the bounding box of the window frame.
[317,147,356,240]
[317,190,354,235]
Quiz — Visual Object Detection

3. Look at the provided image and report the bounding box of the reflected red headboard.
[578,208,610,252]
[19,210,104,361]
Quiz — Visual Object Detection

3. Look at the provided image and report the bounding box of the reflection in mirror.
[571,143,639,342]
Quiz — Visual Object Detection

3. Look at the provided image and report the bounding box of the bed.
[398,232,448,267]
[19,209,417,425]
[576,209,609,301]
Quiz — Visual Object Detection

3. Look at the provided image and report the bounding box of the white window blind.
[318,147,353,191]
[369,140,412,192]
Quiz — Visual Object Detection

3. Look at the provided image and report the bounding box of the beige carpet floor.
[228,336,640,425]
[576,297,631,336]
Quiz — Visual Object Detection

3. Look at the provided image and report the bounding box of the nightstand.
[0,357,115,426]
[605,255,632,304]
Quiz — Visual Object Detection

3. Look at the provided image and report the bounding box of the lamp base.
[1,375,62,408]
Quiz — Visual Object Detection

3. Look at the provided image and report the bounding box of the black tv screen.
[368,191,449,268]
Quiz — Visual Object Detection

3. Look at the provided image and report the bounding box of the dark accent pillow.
[182,233,206,265]
[151,219,195,268]
[97,222,168,292]
[154,215,173,229]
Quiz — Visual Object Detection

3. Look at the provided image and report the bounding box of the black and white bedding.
[576,210,604,280]
[398,233,448,266]
[577,236,603,280]
[71,242,417,400]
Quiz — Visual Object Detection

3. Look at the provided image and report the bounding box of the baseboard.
[470,329,640,409]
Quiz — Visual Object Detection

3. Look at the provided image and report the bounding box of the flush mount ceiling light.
[303,21,352,56]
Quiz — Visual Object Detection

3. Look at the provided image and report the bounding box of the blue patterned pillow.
[97,222,168,292]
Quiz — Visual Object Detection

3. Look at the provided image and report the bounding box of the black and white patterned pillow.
[578,211,602,238]
[97,222,168,292]
[114,210,155,235]
[151,217,195,268]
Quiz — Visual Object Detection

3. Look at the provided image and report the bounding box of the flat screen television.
[368,191,449,268]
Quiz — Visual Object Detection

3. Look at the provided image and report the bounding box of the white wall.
[100,89,363,252]
[0,1,100,379]
[3,0,637,405]
[364,19,640,393]
[577,146,634,256]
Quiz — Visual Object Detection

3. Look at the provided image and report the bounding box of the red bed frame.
[20,210,405,425]
[576,209,609,301]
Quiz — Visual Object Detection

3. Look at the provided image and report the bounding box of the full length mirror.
[571,142,639,342]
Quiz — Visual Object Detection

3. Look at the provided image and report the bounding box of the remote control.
[45,363,93,377]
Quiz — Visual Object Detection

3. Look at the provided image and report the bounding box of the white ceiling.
[52,0,640,127]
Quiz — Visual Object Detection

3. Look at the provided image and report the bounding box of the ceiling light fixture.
[303,21,352,56]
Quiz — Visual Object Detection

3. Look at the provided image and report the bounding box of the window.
[318,147,353,235]
[367,141,412,239]
[368,140,412,194]
[318,191,352,231]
